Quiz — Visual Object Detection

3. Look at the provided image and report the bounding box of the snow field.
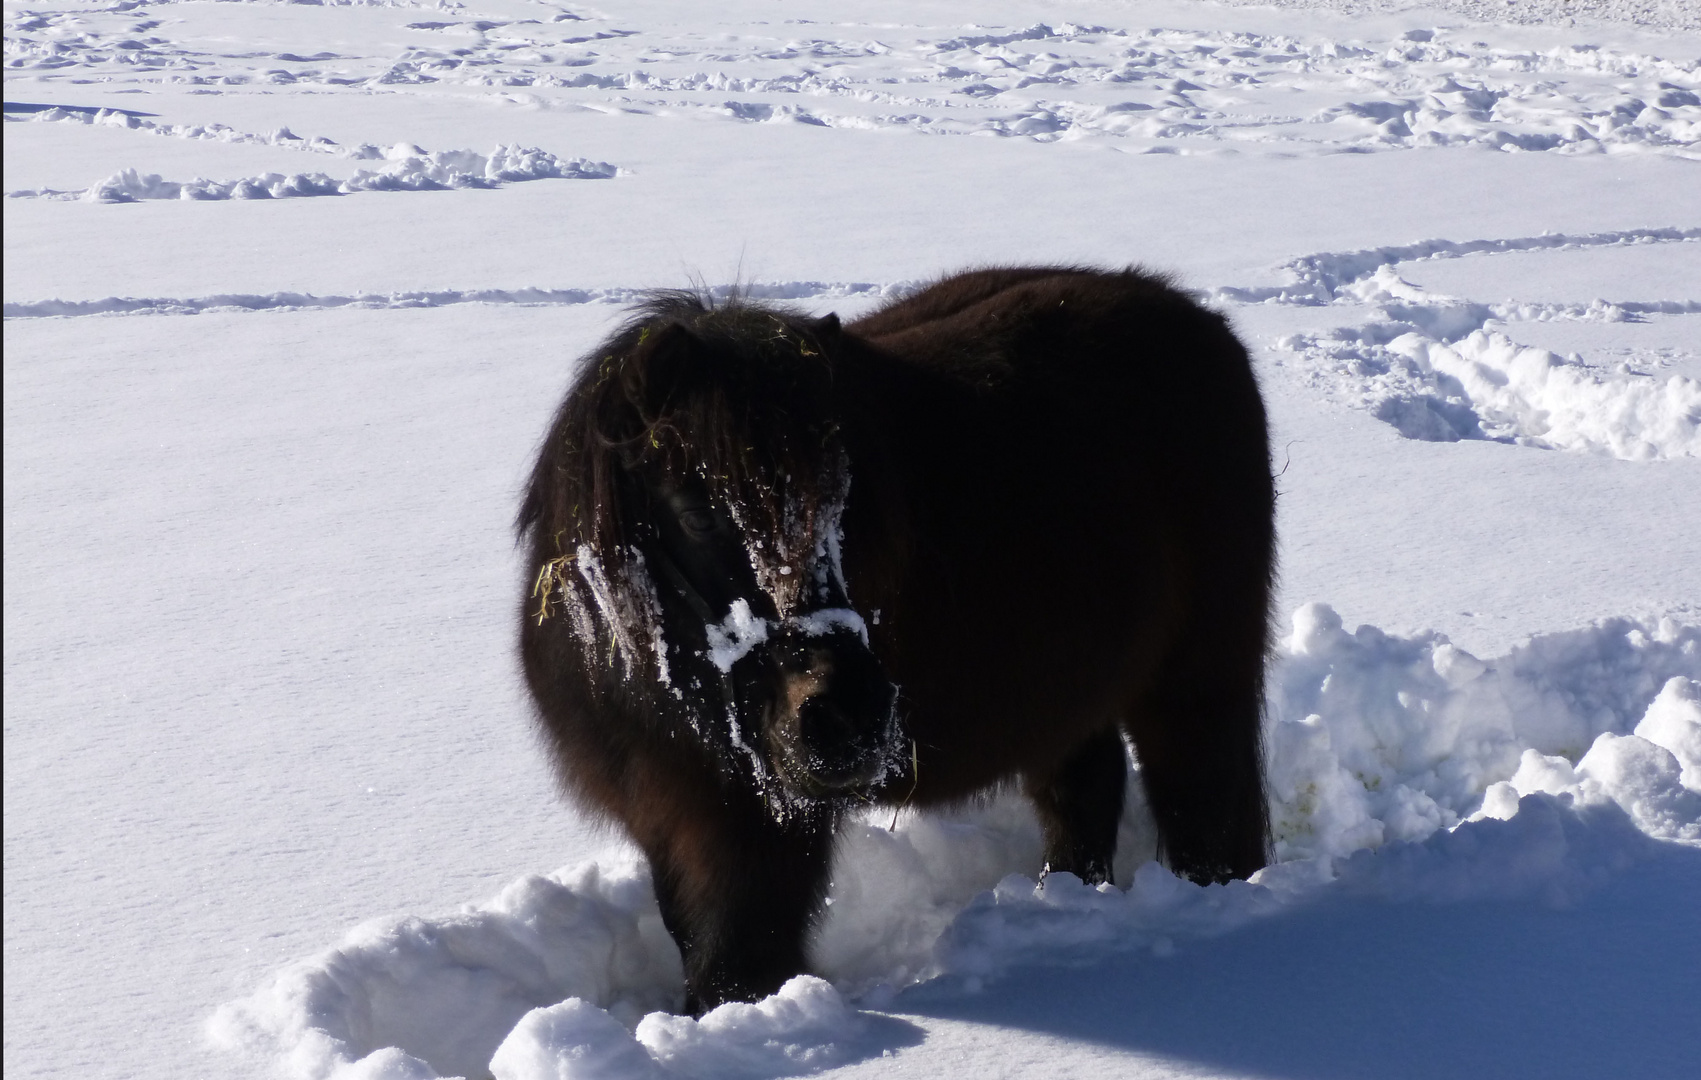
[7,0,1701,215]
[10,228,1695,460]
[210,607,1701,1080]
[9,1,1698,160]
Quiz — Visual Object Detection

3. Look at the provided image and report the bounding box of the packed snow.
[6,0,1700,1079]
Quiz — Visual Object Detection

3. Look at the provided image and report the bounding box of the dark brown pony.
[518,267,1274,1013]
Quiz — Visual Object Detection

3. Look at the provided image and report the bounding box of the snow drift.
[210,607,1700,1080]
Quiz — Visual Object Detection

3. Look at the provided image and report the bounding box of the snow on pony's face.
[633,466,899,802]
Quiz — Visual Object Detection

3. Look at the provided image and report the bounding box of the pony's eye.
[679,508,717,536]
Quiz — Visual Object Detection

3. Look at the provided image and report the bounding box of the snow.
[1219,227,1701,457]
[6,0,1701,1079]
[705,603,870,674]
[705,598,772,673]
[200,612,1701,1079]
[785,609,869,645]
[1266,603,1701,856]
[214,796,1684,1080]
[208,861,685,1080]
[1633,675,1701,790]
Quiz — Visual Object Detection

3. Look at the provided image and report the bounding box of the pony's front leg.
[1023,725,1128,885]
[632,781,837,1015]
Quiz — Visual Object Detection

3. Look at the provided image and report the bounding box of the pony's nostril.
[797,696,855,750]
[790,695,882,793]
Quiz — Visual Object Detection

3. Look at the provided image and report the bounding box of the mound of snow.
[1476,676,1701,842]
[1267,604,1700,858]
[490,976,889,1080]
[1634,675,1701,790]
[1388,329,1701,459]
[212,609,1699,1080]
[7,104,360,157]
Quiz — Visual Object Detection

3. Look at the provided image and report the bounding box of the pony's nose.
[797,692,865,748]
[768,625,895,794]
[794,695,882,790]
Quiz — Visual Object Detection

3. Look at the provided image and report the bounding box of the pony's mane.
[519,290,851,628]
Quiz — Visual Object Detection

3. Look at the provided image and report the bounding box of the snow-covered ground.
[5,1,1699,1078]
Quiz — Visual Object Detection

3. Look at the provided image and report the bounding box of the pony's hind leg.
[1023,726,1128,885]
[1124,665,1270,885]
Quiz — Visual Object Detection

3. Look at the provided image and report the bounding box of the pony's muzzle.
[767,629,896,797]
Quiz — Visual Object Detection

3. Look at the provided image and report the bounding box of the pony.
[517,266,1275,1014]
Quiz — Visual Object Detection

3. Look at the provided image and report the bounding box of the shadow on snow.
[892,843,1701,1080]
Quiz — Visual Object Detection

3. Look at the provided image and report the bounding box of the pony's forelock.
[521,290,853,651]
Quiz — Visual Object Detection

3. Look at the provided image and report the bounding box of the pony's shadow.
[888,845,1701,1080]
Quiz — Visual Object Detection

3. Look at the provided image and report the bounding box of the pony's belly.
[878,636,1158,803]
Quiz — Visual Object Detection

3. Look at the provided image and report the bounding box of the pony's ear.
[812,312,842,347]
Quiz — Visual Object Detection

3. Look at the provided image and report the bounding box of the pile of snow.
[7,106,626,183]
[922,789,1668,989]
[80,167,346,202]
[490,977,886,1080]
[206,862,899,1080]
[211,607,1699,1080]
[1478,677,1701,842]
[1267,604,1700,857]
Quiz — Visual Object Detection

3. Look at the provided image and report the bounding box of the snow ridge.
[5,106,620,201]
[7,103,391,160]
[4,142,617,203]
[1214,226,1701,306]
